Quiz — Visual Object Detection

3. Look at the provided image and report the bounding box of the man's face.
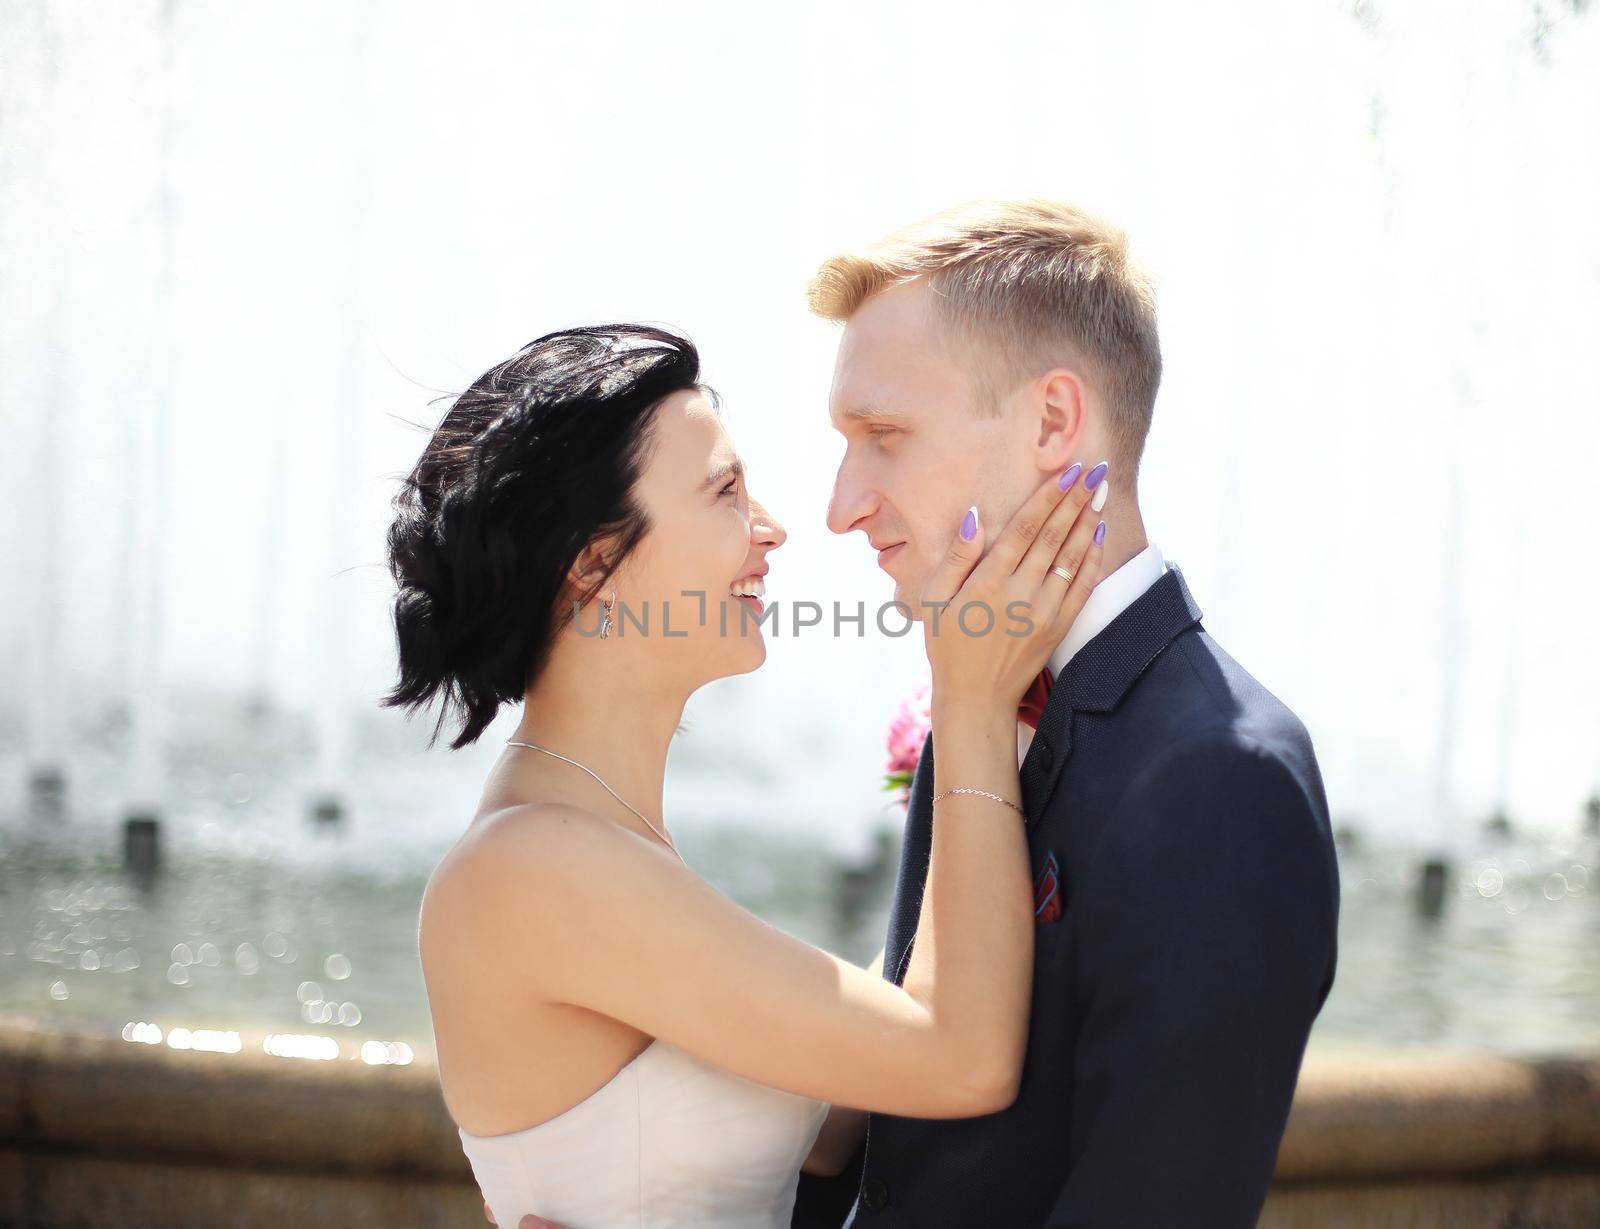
[826,280,1033,617]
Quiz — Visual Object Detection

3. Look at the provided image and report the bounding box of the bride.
[385,323,1107,1228]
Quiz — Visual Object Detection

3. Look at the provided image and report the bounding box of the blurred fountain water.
[117,0,184,873]
[0,0,1596,859]
[9,7,68,824]
[0,0,1597,1057]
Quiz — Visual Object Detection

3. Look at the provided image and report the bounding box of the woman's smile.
[730,570,768,617]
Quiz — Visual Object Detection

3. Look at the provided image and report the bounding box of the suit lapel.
[882,563,1206,982]
[1018,562,1205,825]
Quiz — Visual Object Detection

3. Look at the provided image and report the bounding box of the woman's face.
[608,389,785,686]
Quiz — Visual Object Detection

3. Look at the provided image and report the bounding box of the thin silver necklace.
[505,739,684,863]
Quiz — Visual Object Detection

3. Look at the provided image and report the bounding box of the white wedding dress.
[458,1035,831,1228]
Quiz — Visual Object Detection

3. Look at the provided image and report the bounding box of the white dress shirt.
[1017,541,1168,765]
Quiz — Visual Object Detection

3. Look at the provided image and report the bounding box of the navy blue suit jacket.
[792,562,1340,1228]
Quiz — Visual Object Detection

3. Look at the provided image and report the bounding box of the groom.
[791,199,1341,1227]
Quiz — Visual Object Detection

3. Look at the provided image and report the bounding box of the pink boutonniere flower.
[882,682,933,807]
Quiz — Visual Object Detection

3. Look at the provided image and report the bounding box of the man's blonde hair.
[807,198,1161,479]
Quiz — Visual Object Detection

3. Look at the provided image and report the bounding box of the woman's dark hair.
[381,323,712,750]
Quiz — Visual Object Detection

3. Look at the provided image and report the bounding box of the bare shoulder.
[425,803,689,944]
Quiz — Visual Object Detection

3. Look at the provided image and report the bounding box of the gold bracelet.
[931,787,1026,819]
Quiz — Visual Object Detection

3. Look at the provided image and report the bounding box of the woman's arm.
[456,723,1018,1117]
[453,469,1104,1118]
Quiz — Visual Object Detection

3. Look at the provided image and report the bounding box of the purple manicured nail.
[1094,520,1107,546]
[1058,462,1082,490]
[960,506,978,541]
[1084,461,1109,491]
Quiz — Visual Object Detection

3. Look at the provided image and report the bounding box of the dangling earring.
[599,587,616,639]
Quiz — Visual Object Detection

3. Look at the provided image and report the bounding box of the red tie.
[1017,667,1054,730]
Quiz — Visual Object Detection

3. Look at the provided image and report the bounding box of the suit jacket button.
[861,1176,888,1211]
[1038,741,1054,770]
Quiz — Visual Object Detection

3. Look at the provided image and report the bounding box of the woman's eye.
[869,426,895,442]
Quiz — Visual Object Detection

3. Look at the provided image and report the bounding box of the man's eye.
[719,479,740,498]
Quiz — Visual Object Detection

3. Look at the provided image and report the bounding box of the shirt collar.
[1045,541,1167,680]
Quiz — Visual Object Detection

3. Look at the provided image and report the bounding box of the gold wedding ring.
[1051,565,1076,584]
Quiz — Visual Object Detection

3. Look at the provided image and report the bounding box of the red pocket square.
[1033,849,1063,923]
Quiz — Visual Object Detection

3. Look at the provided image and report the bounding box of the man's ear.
[1035,369,1087,469]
